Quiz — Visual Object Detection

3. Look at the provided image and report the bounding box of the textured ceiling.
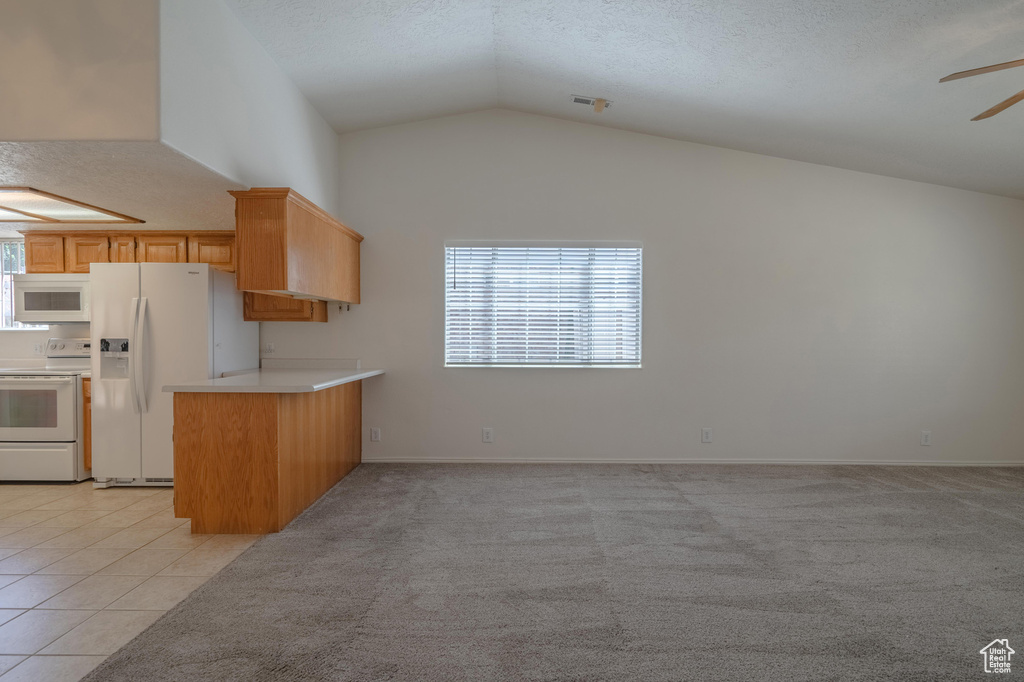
[224,0,1024,197]
[0,142,243,238]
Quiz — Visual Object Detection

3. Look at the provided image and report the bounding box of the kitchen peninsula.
[164,367,383,534]
[159,185,377,535]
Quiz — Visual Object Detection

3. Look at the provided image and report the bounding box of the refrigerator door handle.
[129,297,140,415]
[134,297,149,413]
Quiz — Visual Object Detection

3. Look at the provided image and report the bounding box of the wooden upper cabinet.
[24,234,65,273]
[22,231,236,272]
[109,236,136,263]
[187,235,236,272]
[243,292,328,322]
[136,235,187,263]
[64,236,110,273]
[232,188,362,303]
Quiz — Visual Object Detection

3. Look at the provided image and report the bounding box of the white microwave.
[13,274,91,323]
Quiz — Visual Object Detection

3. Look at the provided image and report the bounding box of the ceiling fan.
[940,57,1024,120]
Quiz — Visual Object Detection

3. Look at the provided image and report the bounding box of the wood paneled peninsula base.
[164,369,384,534]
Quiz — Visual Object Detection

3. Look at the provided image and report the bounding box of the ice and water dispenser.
[99,338,130,378]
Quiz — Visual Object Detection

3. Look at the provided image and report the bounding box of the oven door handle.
[129,297,140,414]
[133,297,148,414]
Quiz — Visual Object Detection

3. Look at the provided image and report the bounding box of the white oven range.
[0,338,91,482]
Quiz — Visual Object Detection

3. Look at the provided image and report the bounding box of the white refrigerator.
[89,263,258,486]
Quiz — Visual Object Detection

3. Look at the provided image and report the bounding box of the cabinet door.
[136,235,187,263]
[64,236,109,273]
[232,188,362,303]
[243,292,328,322]
[82,378,92,471]
[187,235,236,272]
[24,235,65,273]
[109,236,136,263]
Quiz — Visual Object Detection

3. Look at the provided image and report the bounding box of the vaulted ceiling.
[223,0,1024,198]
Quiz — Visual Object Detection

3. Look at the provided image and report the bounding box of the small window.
[1,240,43,330]
[445,242,642,367]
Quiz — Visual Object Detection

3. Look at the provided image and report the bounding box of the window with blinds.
[444,242,642,367]
[1,240,40,329]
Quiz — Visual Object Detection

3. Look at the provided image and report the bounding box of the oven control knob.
[57,343,65,350]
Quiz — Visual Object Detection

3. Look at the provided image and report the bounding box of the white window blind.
[1,240,38,330]
[445,243,642,367]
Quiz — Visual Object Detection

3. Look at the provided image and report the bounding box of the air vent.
[570,95,612,110]
[145,478,174,483]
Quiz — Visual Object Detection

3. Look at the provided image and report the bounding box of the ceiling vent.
[570,95,612,112]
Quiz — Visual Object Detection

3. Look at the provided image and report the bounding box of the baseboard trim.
[363,457,1024,467]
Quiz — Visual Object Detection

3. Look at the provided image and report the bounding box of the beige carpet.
[85,463,1024,681]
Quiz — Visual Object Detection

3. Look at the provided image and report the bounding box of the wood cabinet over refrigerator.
[135,235,187,263]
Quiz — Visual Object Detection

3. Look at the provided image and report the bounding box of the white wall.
[0,329,50,360]
[0,0,159,141]
[159,0,342,217]
[146,110,1024,464]
[0,324,89,361]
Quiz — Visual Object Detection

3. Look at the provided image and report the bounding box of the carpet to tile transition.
[84,464,1024,681]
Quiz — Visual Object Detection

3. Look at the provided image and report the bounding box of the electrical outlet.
[482,428,494,444]
[920,430,931,446]
[33,342,44,356]
[370,427,381,442]
[263,342,275,355]
[701,427,713,444]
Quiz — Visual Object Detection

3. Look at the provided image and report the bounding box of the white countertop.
[162,368,384,393]
[0,363,90,378]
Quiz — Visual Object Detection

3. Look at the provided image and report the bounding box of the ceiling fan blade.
[940,57,1024,82]
[971,87,1024,120]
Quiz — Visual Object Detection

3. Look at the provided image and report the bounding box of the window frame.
[443,240,643,369]
[1,239,47,331]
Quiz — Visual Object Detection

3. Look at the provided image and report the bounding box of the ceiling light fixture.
[0,187,143,224]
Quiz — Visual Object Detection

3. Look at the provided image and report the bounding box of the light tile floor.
[0,482,258,682]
